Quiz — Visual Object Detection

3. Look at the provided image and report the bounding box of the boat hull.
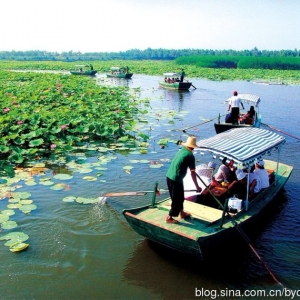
[70,70,97,76]
[159,81,192,90]
[106,73,133,79]
[214,123,258,134]
[123,160,293,259]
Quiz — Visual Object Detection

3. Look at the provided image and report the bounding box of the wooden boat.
[214,94,261,134]
[159,72,194,90]
[70,65,97,76]
[106,66,133,79]
[70,70,97,76]
[122,128,293,259]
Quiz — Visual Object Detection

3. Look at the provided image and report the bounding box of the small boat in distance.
[106,66,133,79]
[159,72,194,90]
[122,127,293,259]
[214,93,261,134]
[70,64,97,76]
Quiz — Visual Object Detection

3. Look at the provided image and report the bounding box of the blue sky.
[2,0,299,53]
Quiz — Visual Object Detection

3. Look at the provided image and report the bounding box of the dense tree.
[1,48,300,62]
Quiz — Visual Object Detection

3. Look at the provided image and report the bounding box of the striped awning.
[196,127,285,166]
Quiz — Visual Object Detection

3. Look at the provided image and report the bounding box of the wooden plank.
[158,200,223,223]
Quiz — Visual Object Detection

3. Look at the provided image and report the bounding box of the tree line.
[1,47,300,62]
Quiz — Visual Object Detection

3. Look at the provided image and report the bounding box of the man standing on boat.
[227,91,244,124]
[180,69,185,82]
[166,136,202,223]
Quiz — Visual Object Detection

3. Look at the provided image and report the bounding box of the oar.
[104,189,198,197]
[184,79,196,89]
[173,114,226,132]
[261,122,300,140]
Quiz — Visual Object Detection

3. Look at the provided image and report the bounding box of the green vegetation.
[176,55,300,70]
[1,60,300,84]
[0,70,146,170]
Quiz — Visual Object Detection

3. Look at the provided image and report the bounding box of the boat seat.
[158,200,223,223]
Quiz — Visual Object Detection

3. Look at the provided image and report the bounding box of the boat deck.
[125,199,225,240]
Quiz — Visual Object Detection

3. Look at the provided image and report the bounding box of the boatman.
[180,69,185,82]
[227,91,244,124]
[166,136,202,223]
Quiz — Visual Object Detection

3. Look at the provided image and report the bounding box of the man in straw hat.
[166,136,202,223]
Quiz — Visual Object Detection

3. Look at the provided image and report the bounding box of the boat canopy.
[196,127,285,167]
[163,72,181,77]
[110,66,127,71]
[224,94,261,106]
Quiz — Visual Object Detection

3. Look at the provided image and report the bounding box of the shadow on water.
[123,191,291,298]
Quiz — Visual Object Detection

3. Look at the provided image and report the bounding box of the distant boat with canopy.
[159,72,195,90]
[106,66,133,79]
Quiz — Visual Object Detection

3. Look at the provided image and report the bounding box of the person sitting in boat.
[79,68,83,72]
[213,157,231,185]
[253,159,269,189]
[170,78,175,83]
[175,77,180,82]
[164,77,168,82]
[90,64,94,71]
[229,169,260,200]
[239,106,256,124]
[225,112,233,123]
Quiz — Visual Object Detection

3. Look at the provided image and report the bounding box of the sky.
[2,0,299,53]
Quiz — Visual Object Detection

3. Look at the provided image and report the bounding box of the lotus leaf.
[14,192,32,199]
[19,200,33,205]
[123,166,134,170]
[0,214,9,223]
[0,231,29,241]
[50,183,66,190]
[140,160,150,164]
[8,198,20,203]
[25,180,37,186]
[39,180,54,186]
[29,138,44,147]
[83,176,97,181]
[62,196,76,202]
[77,168,93,174]
[75,197,99,204]
[53,174,73,180]
[19,204,37,212]
[150,164,164,168]
[9,242,29,252]
[39,177,51,182]
[7,204,22,209]
[1,210,15,216]
[1,221,18,229]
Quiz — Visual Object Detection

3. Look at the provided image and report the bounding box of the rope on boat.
[194,172,285,288]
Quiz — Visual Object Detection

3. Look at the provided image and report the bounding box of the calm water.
[0,74,299,299]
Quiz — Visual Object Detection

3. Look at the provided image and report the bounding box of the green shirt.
[166,147,196,183]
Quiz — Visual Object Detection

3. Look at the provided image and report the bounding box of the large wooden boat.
[159,72,194,90]
[214,94,261,134]
[106,66,133,79]
[70,65,97,76]
[122,128,293,259]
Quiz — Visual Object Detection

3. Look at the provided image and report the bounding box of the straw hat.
[236,169,246,181]
[181,136,198,149]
